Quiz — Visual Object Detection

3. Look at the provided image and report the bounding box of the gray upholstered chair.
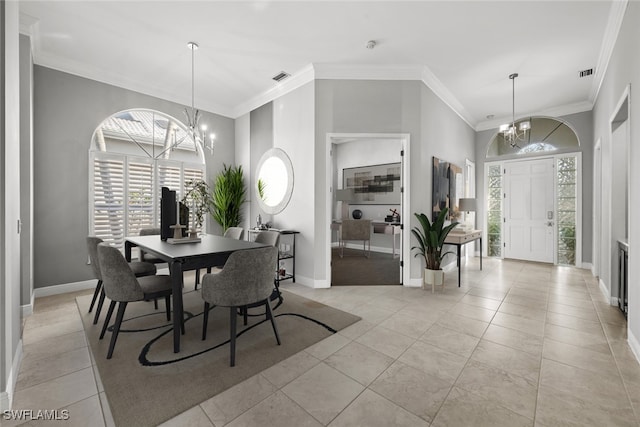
[97,243,173,359]
[87,236,157,325]
[195,226,245,290]
[200,246,280,367]
[224,226,244,240]
[340,219,371,258]
[253,230,281,306]
[138,227,164,264]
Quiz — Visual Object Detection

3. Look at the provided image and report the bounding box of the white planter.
[423,268,445,293]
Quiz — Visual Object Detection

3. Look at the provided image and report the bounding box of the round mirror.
[255,148,294,214]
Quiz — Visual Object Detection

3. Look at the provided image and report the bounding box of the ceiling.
[18,1,624,130]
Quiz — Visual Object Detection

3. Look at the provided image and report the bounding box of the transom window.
[90,109,206,249]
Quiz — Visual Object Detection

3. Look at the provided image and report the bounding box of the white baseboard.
[0,340,23,411]
[34,279,95,298]
[333,242,398,255]
[581,262,593,270]
[628,328,640,364]
[598,278,611,303]
[21,292,35,317]
[407,278,423,287]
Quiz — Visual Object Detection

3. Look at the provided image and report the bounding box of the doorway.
[504,158,555,263]
[326,133,410,286]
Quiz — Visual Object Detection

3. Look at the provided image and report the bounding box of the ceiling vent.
[272,71,291,82]
[579,68,594,78]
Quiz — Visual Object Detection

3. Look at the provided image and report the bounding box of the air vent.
[272,71,291,82]
[579,68,594,78]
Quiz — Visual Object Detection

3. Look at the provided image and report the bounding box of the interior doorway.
[326,133,410,286]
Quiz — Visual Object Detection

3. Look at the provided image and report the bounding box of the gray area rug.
[331,248,401,285]
[77,289,360,427]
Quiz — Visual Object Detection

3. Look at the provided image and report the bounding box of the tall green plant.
[411,208,459,270]
[210,164,246,232]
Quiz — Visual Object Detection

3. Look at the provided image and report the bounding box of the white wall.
[1,0,23,410]
[271,82,315,285]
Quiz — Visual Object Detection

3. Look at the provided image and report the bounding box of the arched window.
[89,109,206,248]
[487,117,579,158]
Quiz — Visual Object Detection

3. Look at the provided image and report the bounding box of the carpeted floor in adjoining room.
[331,247,401,286]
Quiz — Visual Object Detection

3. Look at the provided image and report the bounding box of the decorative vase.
[423,268,445,293]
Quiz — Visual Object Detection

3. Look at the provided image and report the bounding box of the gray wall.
[591,1,640,355]
[474,110,594,264]
[33,66,235,288]
[20,34,33,307]
[314,80,475,283]
[249,102,274,227]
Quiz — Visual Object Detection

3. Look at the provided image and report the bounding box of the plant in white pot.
[411,208,459,292]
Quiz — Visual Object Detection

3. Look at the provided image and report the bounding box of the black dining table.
[125,234,268,353]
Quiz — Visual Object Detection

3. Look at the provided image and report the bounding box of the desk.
[444,230,482,287]
[372,222,401,258]
[125,234,268,353]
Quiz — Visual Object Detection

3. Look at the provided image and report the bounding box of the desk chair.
[200,246,280,367]
[340,219,371,258]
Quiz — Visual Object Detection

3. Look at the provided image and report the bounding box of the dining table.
[125,234,269,353]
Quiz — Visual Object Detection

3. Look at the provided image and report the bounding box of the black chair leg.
[243,306,248,325]
[230,307,237,367]
[154,298,158,310]
[265,299,281,345]
[93,289,106,325]
[89,280,102,313]
[107,302,128,359]
[100,300,117,339]
[202,302,210,340]
[195,269,200,290]
[165,295,171,321]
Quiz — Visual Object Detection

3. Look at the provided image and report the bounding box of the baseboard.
[0,339,23,411]
[628,328,640,364]
[408,277,423,288]
[581,262,593,271]
[21,292,35,317]
[335,242,397,255]
[598,278,611,304]
[34,279,95,298]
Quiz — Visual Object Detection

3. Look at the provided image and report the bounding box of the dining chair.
[340,219,371,258]
[97,243,174,359]
[200,246,280,367]
[194,226,245,290]
[87,236,157,325]
[138,227,164,264]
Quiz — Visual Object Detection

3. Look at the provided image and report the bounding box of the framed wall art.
[432,157,462,222]
[343,162,401,205]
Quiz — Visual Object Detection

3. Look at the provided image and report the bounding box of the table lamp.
[336,188,354,220]
[458,198,476,231]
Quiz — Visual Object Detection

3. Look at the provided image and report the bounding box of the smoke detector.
[366,40,376,49]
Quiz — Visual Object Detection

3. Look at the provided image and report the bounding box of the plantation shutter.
[92,154,125,247]
[157,161,182,221]
[126,159,154,237]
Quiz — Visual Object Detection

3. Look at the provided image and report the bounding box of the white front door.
[504,158,555,263]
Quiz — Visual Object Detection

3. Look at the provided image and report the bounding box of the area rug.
[77,289,360,427]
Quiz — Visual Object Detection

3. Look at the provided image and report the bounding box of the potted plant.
[412,208,458,292]
[210,164,246,232]
[181,179,212,233]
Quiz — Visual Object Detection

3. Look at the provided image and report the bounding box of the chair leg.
[243,306,248,326]
[165,295,171,321]
[100,300,117,339]
[154,298,158,310]
[195,269,200,290]
[89,280,102,313]
[229,307,237,367]
[93,289,106,325]
[202,302,210,340]
[107,302,128,359]
[265,299,281,345]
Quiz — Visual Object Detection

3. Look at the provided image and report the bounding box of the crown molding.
[231,64,315,118]
[419,66,475,129]
[589,0,628,103]
[475,100,594,132]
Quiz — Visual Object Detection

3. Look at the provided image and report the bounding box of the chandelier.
[182,41,215,155]
[499,73,530,149]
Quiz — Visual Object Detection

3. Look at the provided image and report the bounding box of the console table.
[444,230,482,287]
[372,222,401,258]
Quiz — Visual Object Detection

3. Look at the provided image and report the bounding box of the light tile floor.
[8,258,640,426]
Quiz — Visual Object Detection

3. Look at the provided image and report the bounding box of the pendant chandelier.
[182,41,215,155]
[499,73,530,149]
